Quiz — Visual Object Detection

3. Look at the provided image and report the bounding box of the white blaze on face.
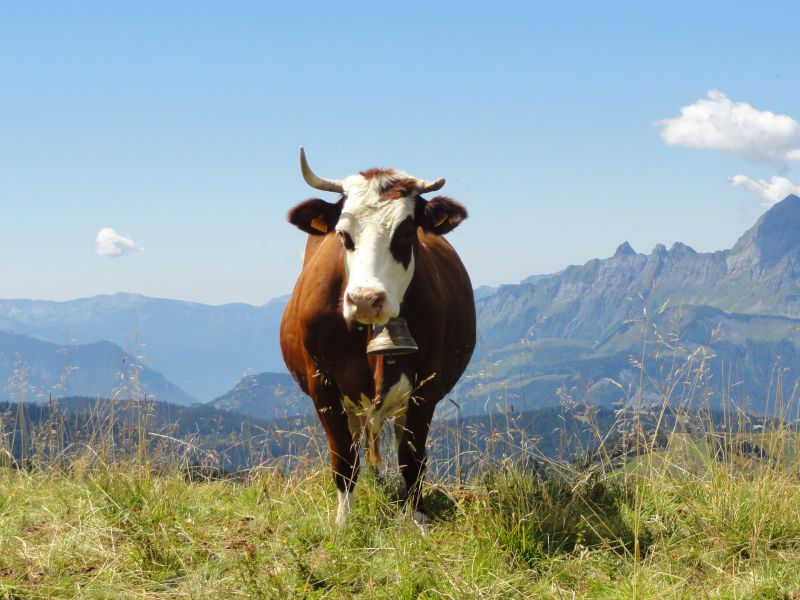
[336,172,417,325]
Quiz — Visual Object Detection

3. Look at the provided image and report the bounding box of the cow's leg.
[311,380,360,527]
[397,398,436,523]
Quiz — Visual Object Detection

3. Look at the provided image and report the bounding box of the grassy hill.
[1,412,799,597]
[0,396,321,473]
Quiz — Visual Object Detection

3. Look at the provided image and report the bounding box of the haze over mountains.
[0,294,289,400]
[0,331,195,405]
[2,195,800,417]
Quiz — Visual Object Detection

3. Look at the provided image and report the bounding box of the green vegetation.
[2,298,800,598]
[1,413,800,598]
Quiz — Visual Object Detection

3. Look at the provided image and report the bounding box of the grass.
[1,427,800,599]
[2,319,800,598]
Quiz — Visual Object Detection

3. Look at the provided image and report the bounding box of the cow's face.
[288,151,467,325]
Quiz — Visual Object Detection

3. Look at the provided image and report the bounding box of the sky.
[2,2,800,305]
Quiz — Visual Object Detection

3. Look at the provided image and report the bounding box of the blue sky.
[2,2,799,304]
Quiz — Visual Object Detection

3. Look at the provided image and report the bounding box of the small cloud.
[657,90,800,166]
[730,175,800,205]
[96,227,142,257]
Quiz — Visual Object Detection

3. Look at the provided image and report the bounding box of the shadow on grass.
[482,464,651,567]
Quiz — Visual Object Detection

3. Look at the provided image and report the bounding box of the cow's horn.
[300,147,344,194]
[416,178,446,194]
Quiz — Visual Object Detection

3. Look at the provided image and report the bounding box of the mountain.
[0,284,509,403]
[209,371,312,420]
[5,195,800,417]
[0,293,289,400]
[0,331,195,405]
[462,194,800,416]
[477,194,800,350]
[730,193,800,270]
[464,304,800,412]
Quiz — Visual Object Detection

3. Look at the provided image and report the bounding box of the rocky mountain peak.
[669,241,696,255]
[731,194,800,268]
[613,241,636,257]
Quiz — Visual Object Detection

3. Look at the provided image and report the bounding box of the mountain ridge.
[209,371,311,420]
[0,293,291,399]
[0,331,196,405]
[3,195,800,417]
[477,194,800,351]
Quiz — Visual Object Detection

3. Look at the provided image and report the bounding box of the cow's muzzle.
[345,287,388,324]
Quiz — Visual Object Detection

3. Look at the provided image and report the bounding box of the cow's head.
[288,148,467,325]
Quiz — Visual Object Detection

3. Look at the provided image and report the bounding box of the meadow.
[2,322,800,599]
[2,402,800,598]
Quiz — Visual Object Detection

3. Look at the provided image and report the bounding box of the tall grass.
[1,315,800,598]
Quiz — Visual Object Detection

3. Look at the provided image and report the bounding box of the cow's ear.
[416,196,468,234]
[288,198,343,235]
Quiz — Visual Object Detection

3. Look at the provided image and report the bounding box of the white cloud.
[657,90,800,165]
[730,175,800,205]
[96,227,142,257]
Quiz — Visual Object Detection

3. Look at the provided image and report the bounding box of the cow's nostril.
[371,293,386,310]
[345,293,357,307]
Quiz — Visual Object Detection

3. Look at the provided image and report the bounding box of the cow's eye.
[337,230,355,251]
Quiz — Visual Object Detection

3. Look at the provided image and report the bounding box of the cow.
[280,148,476,526]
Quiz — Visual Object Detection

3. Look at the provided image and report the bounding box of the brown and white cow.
[280,148,475,525]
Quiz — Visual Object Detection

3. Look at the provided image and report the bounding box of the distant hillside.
[461,304,800,415]
[0,293,289,400]
[209,371,312,420]
[2,394,769,478]
[460,194,800,416]
[0,331,195,405]
[0,396,656,472]
[199,195,800,418]
[5,196,800,417]
[0,396,288,471]
[476,194,800,349]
